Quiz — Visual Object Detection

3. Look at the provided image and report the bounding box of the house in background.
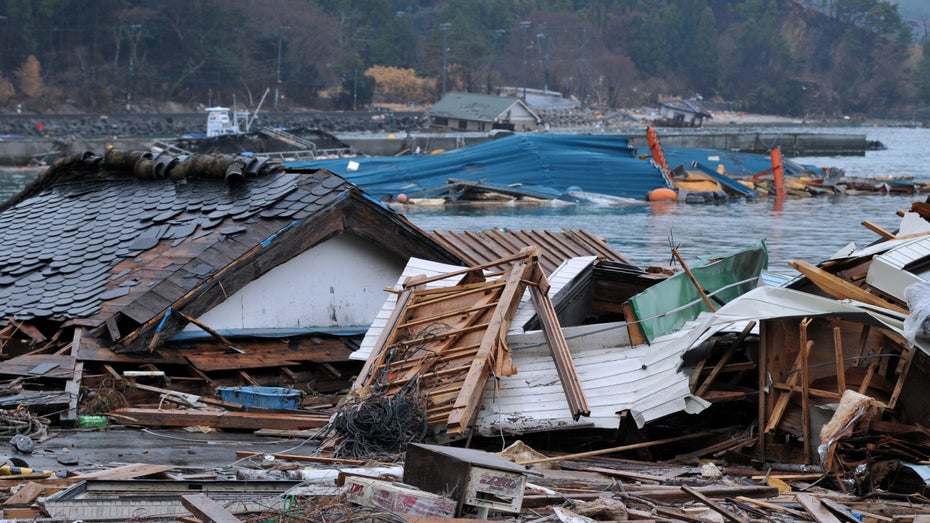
[656,98,713,127]
[427,92,542,132]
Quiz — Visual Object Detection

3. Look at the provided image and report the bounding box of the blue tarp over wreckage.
[286,134,826,202]
[285,134,673,201]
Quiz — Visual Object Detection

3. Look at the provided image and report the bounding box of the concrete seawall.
[343,131,873,157]
[0,130,871,166]
[653,132,872,156]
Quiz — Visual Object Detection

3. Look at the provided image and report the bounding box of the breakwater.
[0,111,877,165]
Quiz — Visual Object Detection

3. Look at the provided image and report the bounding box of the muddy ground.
[14,427,310,478]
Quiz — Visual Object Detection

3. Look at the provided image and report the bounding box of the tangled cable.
[0,405,50,439]
[330,384,427,460]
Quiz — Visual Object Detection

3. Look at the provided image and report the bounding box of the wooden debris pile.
[330,247,589,457]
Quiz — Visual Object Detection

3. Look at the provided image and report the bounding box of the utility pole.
[520,21,531,101]
[0,15,6,73]
[537,24,548,94]
[127,23,142,111]
[275,26,288,110]
[275,34,282,109]
[440,23,451,95]
[580,26,587,105]
[493,29,505,93]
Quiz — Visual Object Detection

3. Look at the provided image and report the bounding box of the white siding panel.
[186,235,404,333]
[867,236,930,301]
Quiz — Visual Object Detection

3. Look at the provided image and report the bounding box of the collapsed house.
[331,238,768,455]
[0,150,464,428]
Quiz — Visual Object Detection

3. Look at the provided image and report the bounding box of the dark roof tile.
[100,287,131,300]
[0,154,349,324]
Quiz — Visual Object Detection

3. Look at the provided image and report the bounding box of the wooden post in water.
[770,146,786,200]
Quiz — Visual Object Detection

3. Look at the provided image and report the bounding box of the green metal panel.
[627,241,768,343]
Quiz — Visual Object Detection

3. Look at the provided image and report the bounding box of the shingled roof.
[0,150,458,353]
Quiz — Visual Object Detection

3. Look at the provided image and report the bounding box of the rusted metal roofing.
[427,228,631,275]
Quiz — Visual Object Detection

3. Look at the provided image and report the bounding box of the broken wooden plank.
[61,361,83,427]
[673,248,717,312]
[622,301,647,346]
[0,354,75,379]
[352,288,415,392]
[6,317,46,344]
[788,259,907,314]
[764,333,813,434]
[640,486,782,503]
[801,318,812,464]
[834,326,846,393]
[3,482,45,506]
[734,496,810,520]
[696,320,756,397]
[517,430,718,466]
[821,498,864,523]
[75,463,176,480]
[181,493,242,523]
[111,408,329,430]
[584,466,667,483]
[681,484,750,523]
[234,451,365,466]
[861,220,896,240]
[797,493,843,523]
[528,263,589,419]
[176,311,243,354]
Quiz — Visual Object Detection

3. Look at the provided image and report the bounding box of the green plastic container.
[76,415,108,428]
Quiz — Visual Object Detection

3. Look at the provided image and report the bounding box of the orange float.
[648,188,677,202]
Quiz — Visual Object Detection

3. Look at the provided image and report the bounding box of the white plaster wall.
[184,234,404,332]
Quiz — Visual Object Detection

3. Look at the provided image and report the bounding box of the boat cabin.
[205,106,252,137]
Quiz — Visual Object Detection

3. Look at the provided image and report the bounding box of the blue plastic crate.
[218,386,301,411]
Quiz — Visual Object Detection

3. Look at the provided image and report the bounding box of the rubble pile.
[0,151,929,520]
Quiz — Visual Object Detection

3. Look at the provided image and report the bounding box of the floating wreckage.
[287,127,912,207]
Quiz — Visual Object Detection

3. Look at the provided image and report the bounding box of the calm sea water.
[1,125,926,274]
[407,126,930,274]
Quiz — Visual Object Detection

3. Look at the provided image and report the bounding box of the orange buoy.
[648,188,677,202]
[396,193,408,204]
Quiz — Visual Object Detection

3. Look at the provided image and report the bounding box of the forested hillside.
[1,0,928,119]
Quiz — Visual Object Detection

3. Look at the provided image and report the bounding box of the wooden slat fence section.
[445,254,536,436]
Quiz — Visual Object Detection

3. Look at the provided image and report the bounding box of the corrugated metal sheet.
[428,228,631,275]
[475,319,711,434]
[689,286,928,355]
[866,236,930,301]
[286,134,672,201]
